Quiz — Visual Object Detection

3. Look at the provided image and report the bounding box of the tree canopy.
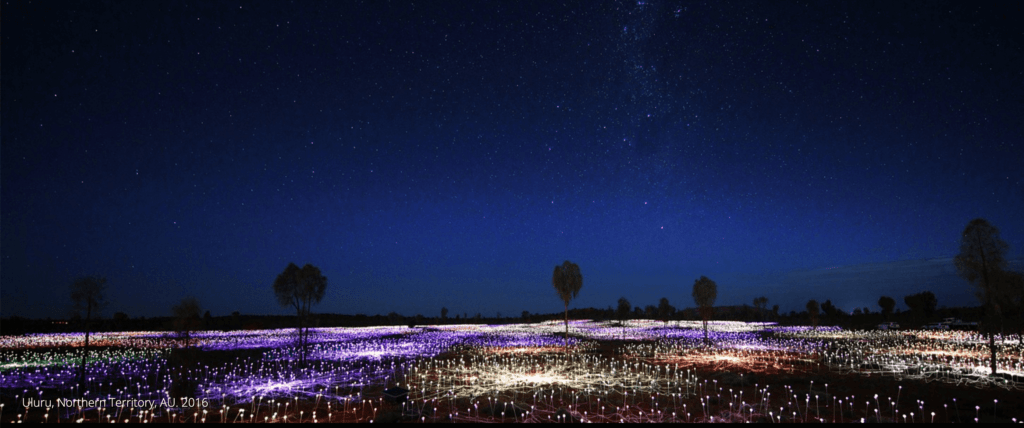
[172,296,201,319]
[753,296,769,323]
[273,263,328,313]
[878,296,896,319]
[955,219,1009,291]
[691,276,717,345]
[172,296,202,350]
[552,260,583,350]
[617,297,631,323]
[273,262,328,366]
[954,218,1011,374]
[806,299,820,329]
[691,276,717,308]
[552,261,583,308]
[70,275,107,386]
[657,297,675,321]
[903,291,938,319]
[70,276,108,318]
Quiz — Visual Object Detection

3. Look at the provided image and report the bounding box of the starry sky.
[3,1,1022,320]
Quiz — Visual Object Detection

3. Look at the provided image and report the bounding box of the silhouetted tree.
[954,218,1011,375]
[806,300,820,329]
[616,297,631,337]
[552,260,583,350]
[820,300,836,320]
[273,262,328,366]
[658,297,675,323]
[692,276,717,345]
[441,307,448,321]
[70,275,107,386]
[172,297,202,350]
[878,296,896,320]
[753,296,769,324]
[522,310,530,322]
[902,294,919,317]
[920,292,937,319]
[772,304,780,321]
[616,297,631,324]
[644,305,657,319]
[903,291,938,321]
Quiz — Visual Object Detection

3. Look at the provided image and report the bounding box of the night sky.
[3,1,1022,320]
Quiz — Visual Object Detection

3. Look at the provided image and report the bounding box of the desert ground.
[2,320,1022,423]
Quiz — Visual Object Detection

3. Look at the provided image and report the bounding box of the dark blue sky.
[3,1,1022,319]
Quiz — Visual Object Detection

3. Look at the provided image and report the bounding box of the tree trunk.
[302,301,310,367]
[564,303,569,351]
[703,318,708,346]
[303,308,309,367]
[81,329,90,385]
[299,305,306,367]
[80,305,91,386]
[989,331,997,375]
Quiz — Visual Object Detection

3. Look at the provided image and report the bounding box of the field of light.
[1,320,1022,423]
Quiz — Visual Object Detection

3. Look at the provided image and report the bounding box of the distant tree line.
[10,217,1015,379]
